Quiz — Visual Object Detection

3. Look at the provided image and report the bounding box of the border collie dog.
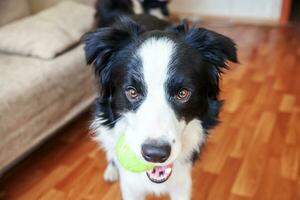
[84,0,237,199]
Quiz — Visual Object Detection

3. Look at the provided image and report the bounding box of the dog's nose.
[141,142,171,163]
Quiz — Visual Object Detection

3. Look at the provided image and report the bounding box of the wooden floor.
[1,22,300,200]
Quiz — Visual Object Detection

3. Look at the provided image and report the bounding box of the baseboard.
[171,11,281,26]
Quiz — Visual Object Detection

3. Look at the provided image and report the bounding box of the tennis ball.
[116,134,154,173]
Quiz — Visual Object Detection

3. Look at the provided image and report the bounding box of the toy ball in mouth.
[116,134,154,173]
[116,134,173,183]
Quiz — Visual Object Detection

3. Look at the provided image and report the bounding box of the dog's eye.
[125,87,140,102]
[175,88,191,103]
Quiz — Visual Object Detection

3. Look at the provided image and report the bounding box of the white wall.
[169,0,283,22]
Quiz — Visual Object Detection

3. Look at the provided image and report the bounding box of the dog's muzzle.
[142,140,173,183]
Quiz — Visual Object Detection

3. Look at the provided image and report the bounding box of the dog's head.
[84,17,237,182]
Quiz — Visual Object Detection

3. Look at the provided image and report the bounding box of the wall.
[169,0,283,23]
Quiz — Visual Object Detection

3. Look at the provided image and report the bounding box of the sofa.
[0,0,97,175]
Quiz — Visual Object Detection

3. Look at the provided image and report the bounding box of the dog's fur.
[140,0,170,16]
[84,1,237,199]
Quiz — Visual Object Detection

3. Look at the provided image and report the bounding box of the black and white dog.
[84,0,237,199]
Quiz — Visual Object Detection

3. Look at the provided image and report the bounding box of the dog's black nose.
[141,142,171,163]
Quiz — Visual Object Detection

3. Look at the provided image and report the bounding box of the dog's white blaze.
[138,38,178,139]
[123,37,185,162]
[140,37,173,89]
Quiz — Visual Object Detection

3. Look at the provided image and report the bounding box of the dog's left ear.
[185,27,238,67]
[168,22,238,70]
[168,22,238,130]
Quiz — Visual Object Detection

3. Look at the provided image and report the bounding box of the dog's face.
[84,17,237,183]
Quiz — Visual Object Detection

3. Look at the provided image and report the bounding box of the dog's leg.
[100,135,119,182]
[103,160,119,182]
[169,168,192,200]
[169,177,191,200]
[120,178,146,200]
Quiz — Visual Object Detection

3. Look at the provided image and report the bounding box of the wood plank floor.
[1,22,300,200]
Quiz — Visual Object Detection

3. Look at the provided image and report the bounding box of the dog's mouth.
[146,164,173,183]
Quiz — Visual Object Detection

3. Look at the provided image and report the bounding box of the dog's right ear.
[83,17,144,76]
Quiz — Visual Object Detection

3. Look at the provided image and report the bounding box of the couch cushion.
[0,1,95,59]
[0,45,96,171]
[0,0,31,27]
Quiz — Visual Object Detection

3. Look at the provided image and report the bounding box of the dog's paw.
[104,163,119,182]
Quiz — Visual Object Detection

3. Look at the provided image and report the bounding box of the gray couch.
[0,0,97,174]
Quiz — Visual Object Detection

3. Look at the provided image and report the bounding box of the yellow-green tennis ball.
[116,134,154,173]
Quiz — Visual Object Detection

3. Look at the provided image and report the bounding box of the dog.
[84,0,237,199]
[139,0,170,16]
